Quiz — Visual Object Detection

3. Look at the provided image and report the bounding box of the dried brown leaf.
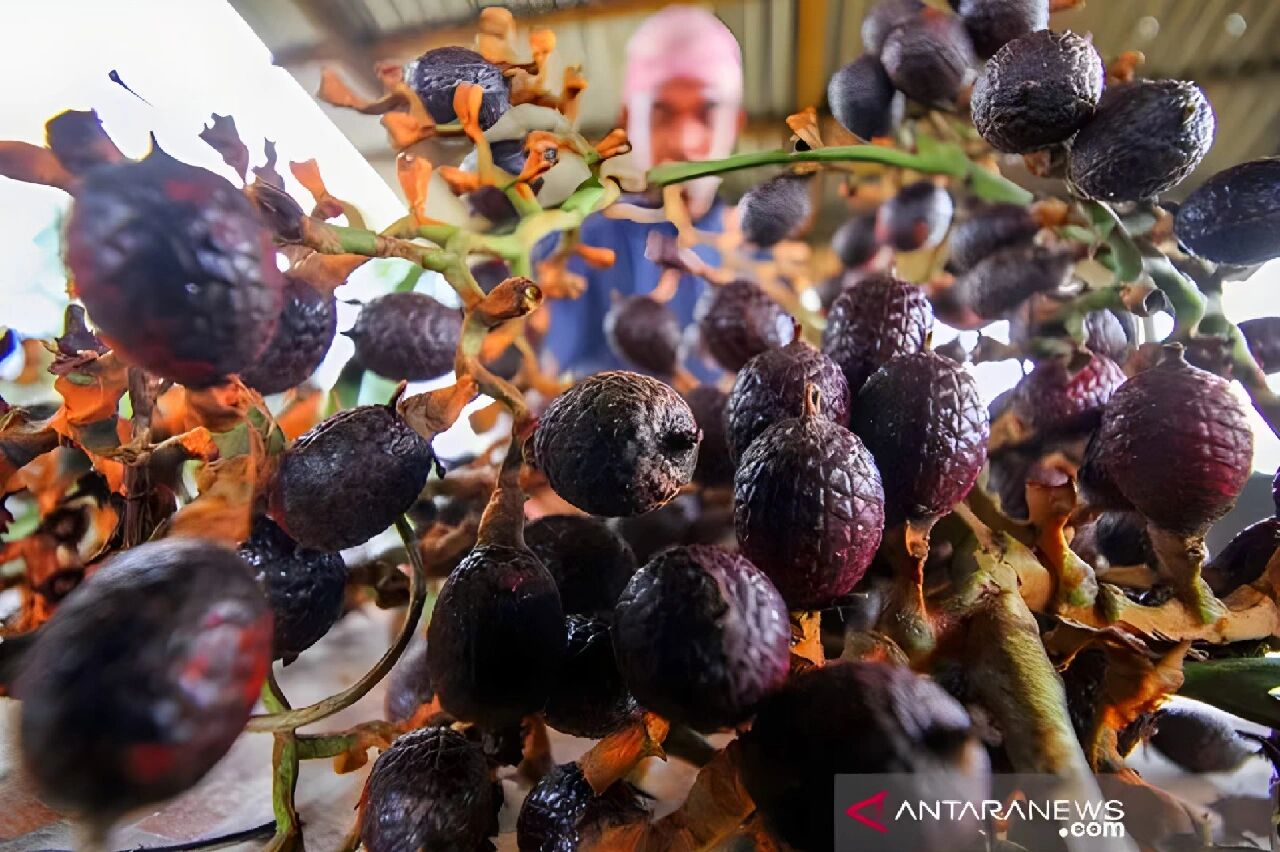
[167,454,257,544]
[579,712,670,795]
[199,113,249,182]
[398,377,478,439]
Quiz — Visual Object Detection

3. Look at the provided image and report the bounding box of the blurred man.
[543,5,745,379]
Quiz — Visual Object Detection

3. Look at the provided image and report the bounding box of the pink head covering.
[623,5,744,103]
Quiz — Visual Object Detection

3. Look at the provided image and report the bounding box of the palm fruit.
[827,56,904,141]
[240,276,336,395]
[953,244,1076,320]
[523,514,638,615]
[881,9,976,108]
[1014,352,1126,435]
[408,45,511,129]
[956,0,1050,59]
[947,203,1039,273]
[830,212,880,269]
[696,280,795,371]
[516,762,648,852]
[876,180,954,251]
[604,295,681,376]
[1176,158,1280,265]
[346,291,463,382]
[544,615,640,739]
[739,174,813,247]
[822,273,934,395]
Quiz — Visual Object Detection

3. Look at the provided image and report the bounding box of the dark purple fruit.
[696,281,795,372]
[604,295,681,376]
[1203,518,1280,596]
[821,273,934,394]
[347,291,462,382]
[238,516,347,662]
[544,615,640,739]
[1177,158,1280,264]
[240,276,336,395]
[384,631,433,723]
[947,203,1039,273]
[1078,428,1135,512]
[953,244,1075,320]
[612,545,790,731]
[269,405,436,551]
[516,762,648,852]
[610,496,698,564]
[1014,352,1125,435]
[881,10,975,108]
[534,372,699,517]
[1068,80,1215,202]
[850,351,988,527]
[956,0,1049,58]
[1240,317,1280,374]
[1084,308,1132,363]
[426,544,564,727]
[726,338,850,463]
[1075,511,1153,570]
[739,662,985,852]
[814,269,866,314]
[1150,704,1257,773]
[827,56,904,141]
[862,0,924,54]
[739,174,813,247]
[734,393,885,609]
[524,514,638,615]
[15,539,271,820]
[831,212,880,269]
[65,147,284,387]
[361,726,500,852]
[1096,345,1252,535]
[684,385,734,487]
[408,46,511,130]
[876,180,954,251]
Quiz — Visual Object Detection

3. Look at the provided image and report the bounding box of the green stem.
[261,674,302,850]
[1144,255,1205,340]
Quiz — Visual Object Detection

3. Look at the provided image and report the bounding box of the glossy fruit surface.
[862,0,924,54]
[739,174,812,247]
[830,212,880,269]
[947,203,1038,273]
[827,56,904,141]
[954,244,1075,320]
[696,281,795,371]
[684,385,734,488]
[384,631,433,723]
[604,295,681,376]
[408,46,511,129]
[347,291,462,382]
[610,496,698,564]
[516,762,648,852]
[1176,158,1280,264]
[523,514,638,615]
[822,273,934,394]
[876,180,954,251]
[1203,517,1280,596]
[544,614,640,738]
[957,0,1049,58]
[881,10,975,107]
[1014,352,1125,435]
[1084,308,1133,363]
[239,276,336,395]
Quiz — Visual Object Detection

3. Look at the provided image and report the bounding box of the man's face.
[643,78,737,166]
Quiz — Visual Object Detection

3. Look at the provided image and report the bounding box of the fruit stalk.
[261,674,302,852]
[476,433,527,549]
[1147,524,1226,625]
[878,519,937,661]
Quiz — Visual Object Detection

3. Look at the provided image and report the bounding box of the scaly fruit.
[738,174,813,247]
[953,244,1075,320]
[956,0,1050,59]
[827,56,904,141]
[544,615,640,739]
[684,385,735,488]
[239,276,336,396]
[384,631,434,723]
[408,45,511,129]
[822,273,934,395]
[1150,703,1258,773]
[524,514,638,616]
[1176,158,1280,264]
[696,281,795,371]
[1014,352,1126,435]
[516,762,648,852]
[347,291,463,382]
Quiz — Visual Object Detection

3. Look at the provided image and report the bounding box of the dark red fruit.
[523,514,638,615]
[1014,352,1125,435]
[604,295,681,376]
[1240,317,1280,374]
[408,46,511,129]
[827,56,904,141]
[1203,518,1280,596]
[360,726,500,852]
[862,0,923,54]
[240,276,336,395]
[696,281,795,371]
[384,631,433,723]
[956,0,1049,58]
[427,544,565,727]
[1150,704,1257,773]
[726,338,850,463]
[15,539,271,821]
[1068,80,1215,202]
[953,244,1075,320]
[948,203,1038,273]
[516,762,648,852]
[684,385,734,487]
[544,615,640,739]
[1078,428,1135,513]
[1096,345,1252,535]
[734,392,885,609]
[821,273,934,394]
[612,545,790,731]
[1177,158,1280,264]
[881,10,975,108]
[876,180,954,251]
[739,174,812,247]
[347,291,462,382]
[65,147,283,387]
[534,372,699,517]
[831,212,880,269]
[269,405,437,551]
[850,351,988,526]
[238,516,347,663]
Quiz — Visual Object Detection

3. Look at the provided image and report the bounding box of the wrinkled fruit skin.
[427,544,565,727]
[65,148,283,387]
[881,10,975,107]
[524,514,638,615]
[726,339,850,464]
[1240,316,1280,374]
[348,291,463,382]
[947,203,1039,274]
[535,371,700,517]
[850,351,989,526]
[1203,518,1280,596]
[876,180,954,251]
[862,0,924,54]
[516,762,648,852]
[1150,704,1257,773]
[270,405,436,551]
[822,274,934,394]
[684,385,735,488]
[739,174,813,247]
[361,726,500,852]
[1068,80,1215,202]
[15,539,271,820]
[957,0,1049,59]
[828,56,904,141]
[408,46,511,129]
[612,545,790,731]
[1097,347,1253,535]
[696,281,795,371]
[954,244,1075,320]
[544,615,640,739]
[238,516,347,662]
[1015,353,1125,435]
[735,415,885,609]
[384,631,433,723]
[1176,158,1280,264]
[739,662,985,852]
[831,212,880,269]
[240,277,336,396]
[604,295,681,376]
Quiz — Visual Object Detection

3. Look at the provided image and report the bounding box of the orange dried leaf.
[437,165,484,195]
[381,111,436,151]
[49,352,128,429]
[0,408,60,491]
[288,250,370,293]
[396,153,433,225]
[579,712,669,795]
[183,383,252,433]
[468,400,505,434]
[0,141,75,192]
[316,67,405,115]
[573,244,616,269]
[276,387,325,441]
[167,455,257,544]
[398,377,478,439]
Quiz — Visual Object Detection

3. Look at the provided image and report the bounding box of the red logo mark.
[845,790,889,833]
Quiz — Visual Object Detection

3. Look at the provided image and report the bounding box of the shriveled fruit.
[726,338,850,464]
[15,539,271,821]
[881,10,975,108]
[822,273,934,395]
[735,389,885,609]
[347,291,462,382]
[238,516,347,662]
[827,56,904,141]
[1203,518,1280,596]
[738,174,812,247]
[1068,80,1215,202]
[850,351,988,527]
[1176,158,1280,264]
[534,372,700,517]
[544,615,640,739]
[830,212,880,269]
[385,631,434,723]
[1150,703,1257,773]
[953,244,1075,320]
[862,0,924,54]
[876,180,954,251]
[269,405,437,551]
[604,295,681,376]
[613,545,790,731]
[947,203,1038,273]
[516,762,648,852]
[524,514,638,615]
[240,276,336,395]
[696,280,795,371]
[65,147,283,387]
[956,0,1049,58]
[408,45,511,129]
[684,385,734,487]
[427,544,565,727]
[360,726,500,852]
[1240,317,1280,374]
[1014,352,1125,435]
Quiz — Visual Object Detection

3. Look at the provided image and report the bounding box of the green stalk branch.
[1144,256,1205,340]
